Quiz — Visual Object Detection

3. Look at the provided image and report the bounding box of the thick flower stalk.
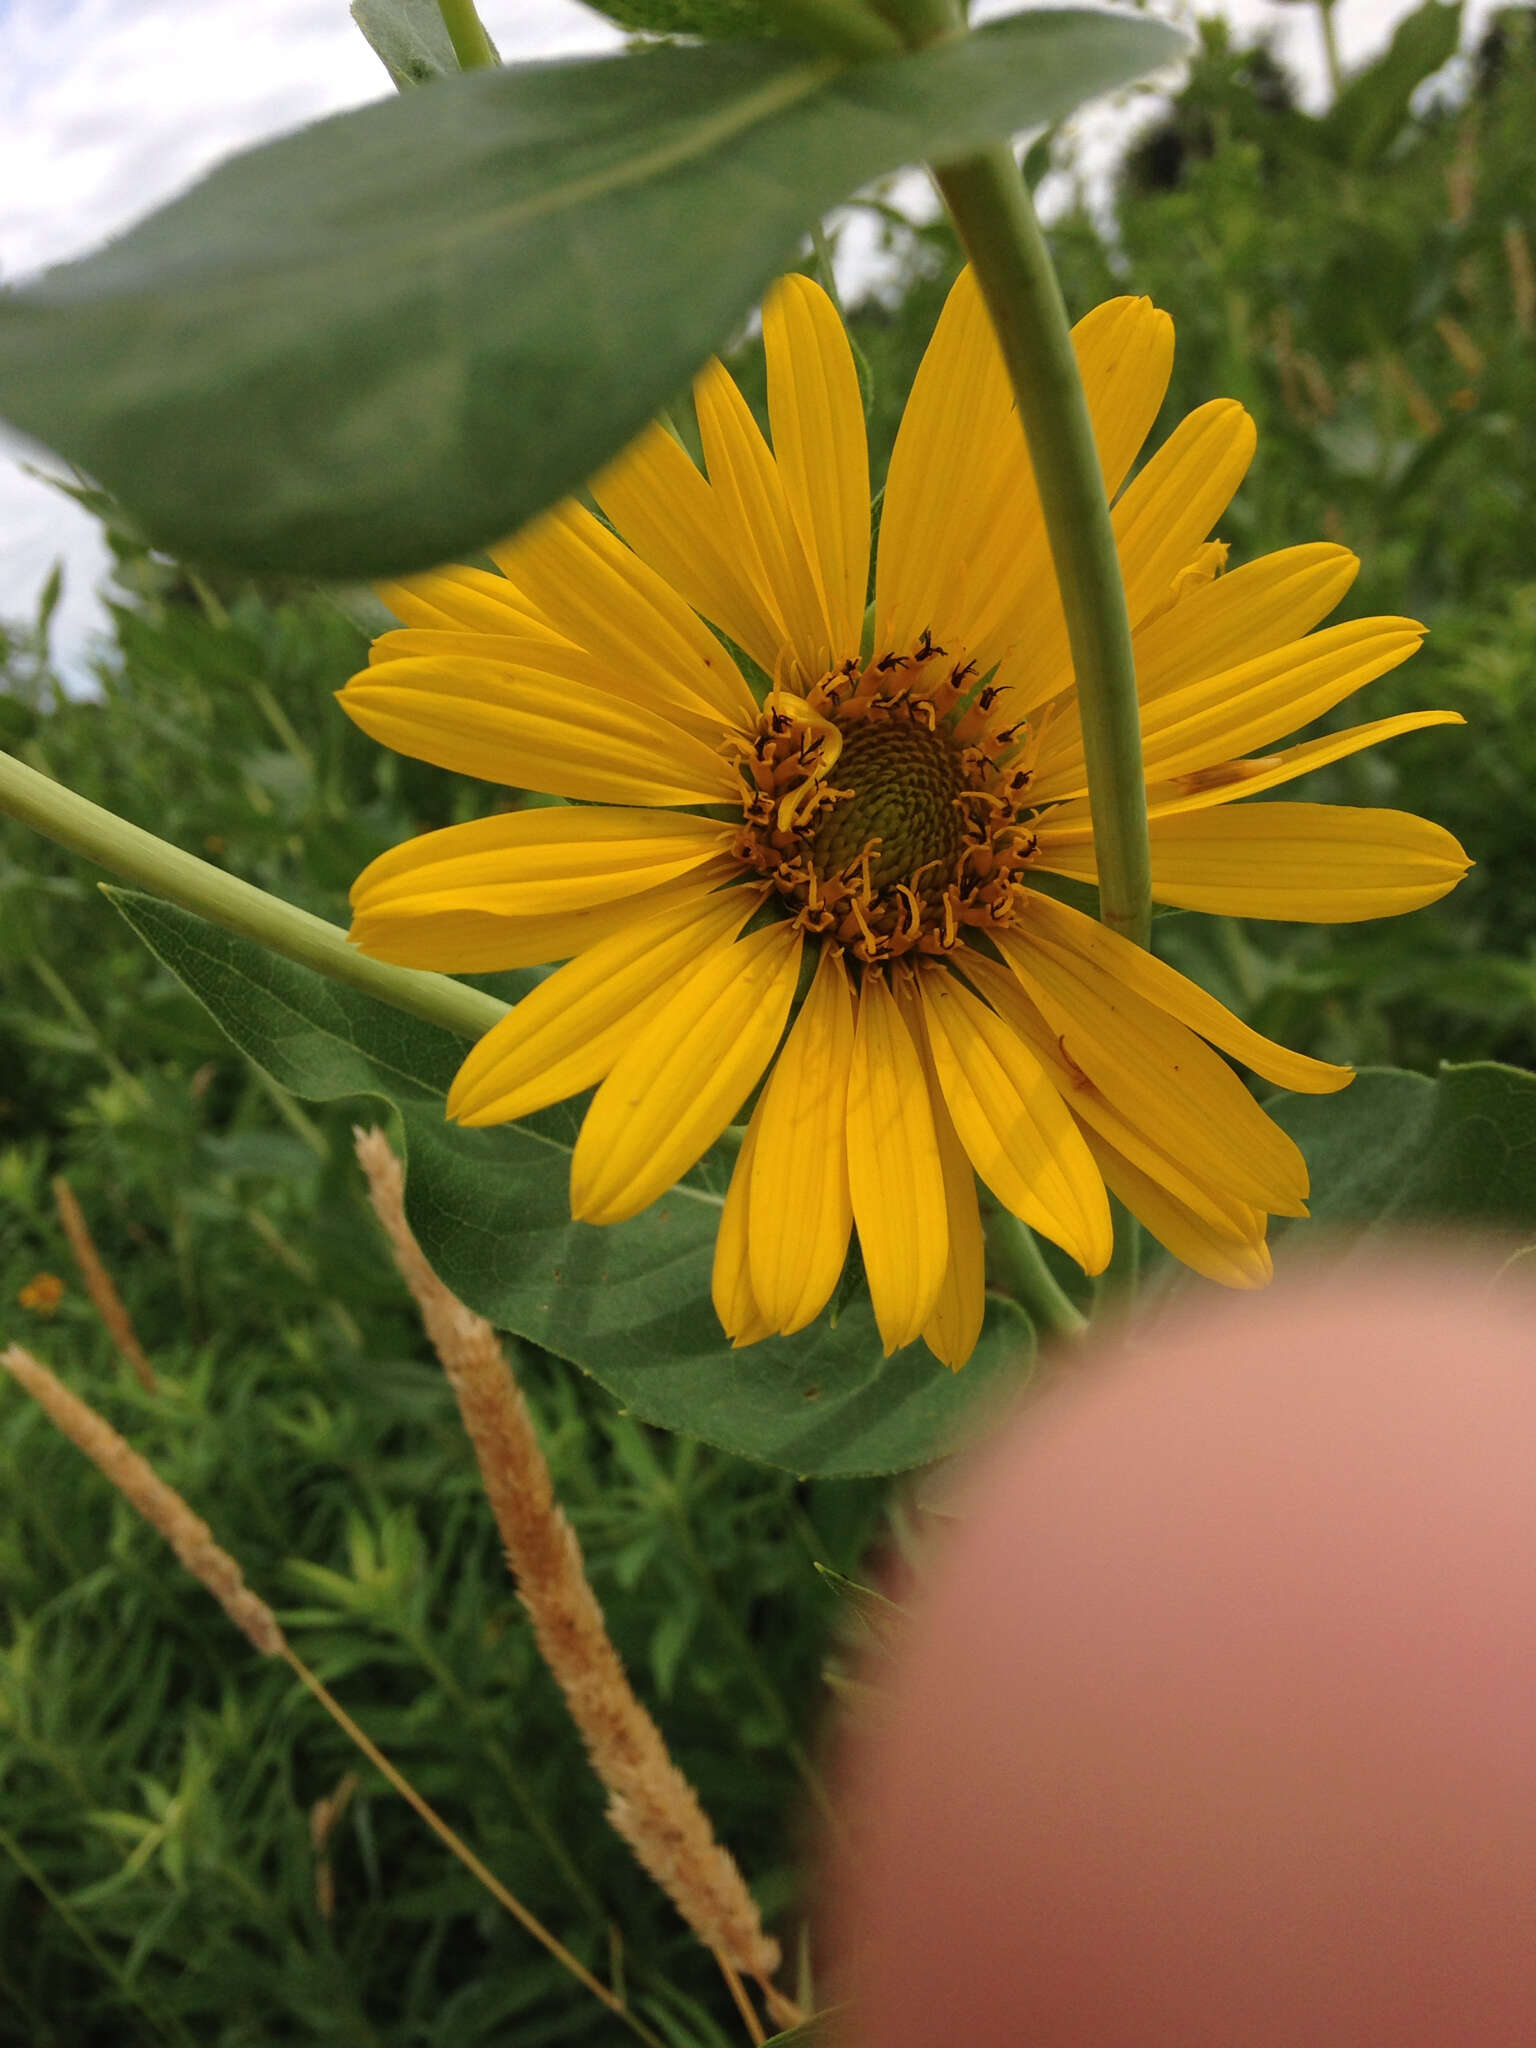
[340,269,1468,1368]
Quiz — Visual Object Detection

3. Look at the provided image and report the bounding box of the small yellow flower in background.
[340,269,1469,1369]
[18,1272,65,1315]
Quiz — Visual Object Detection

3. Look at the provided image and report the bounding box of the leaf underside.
[0,10,1184,578]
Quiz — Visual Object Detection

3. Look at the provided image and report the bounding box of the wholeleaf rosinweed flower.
[340,270,1468,1368]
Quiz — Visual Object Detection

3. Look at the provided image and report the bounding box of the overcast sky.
[0,0,1489,683]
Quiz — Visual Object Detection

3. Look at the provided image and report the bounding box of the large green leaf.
[1141,1062,1536,1304]
[1270,1061,1536,1247]
[0,9,1183,579]
[106,888,1032,1478]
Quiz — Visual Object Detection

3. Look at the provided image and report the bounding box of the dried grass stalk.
[51,1176,157,1393]
[0,1343,281,1654]
[1,1342,659,2038]
[353,1127,783,1986]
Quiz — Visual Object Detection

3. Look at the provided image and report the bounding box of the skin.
[832,1252,1536,2047]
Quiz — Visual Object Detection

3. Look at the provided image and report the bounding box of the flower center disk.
[809,717,964,893]
[727,650,1044,965]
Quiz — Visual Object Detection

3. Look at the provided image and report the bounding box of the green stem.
[0,749,505,1043]
[932,145,1152,949]
[1093,1192,1142,1306]
[436,0,497,71]
[989,1213,1088,1340]
[1316,0,1344,103]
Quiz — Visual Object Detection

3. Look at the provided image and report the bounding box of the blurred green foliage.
[1,553,883,2040]
[3,3,1536,2036]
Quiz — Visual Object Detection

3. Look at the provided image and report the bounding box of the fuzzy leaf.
[0,9,1184,579]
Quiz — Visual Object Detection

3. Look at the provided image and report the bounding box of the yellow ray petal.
[570,921,803,1224]
[353,864,738,974]
[1078,1124,1273,1289]
[1075,295,1176,500]
[1149,711,1466,815]
[592,420,786,679]
[694,356,837,682]
[1132,618,1425,792]
[748,949,855,1336]
[349,810,737,972]
[337,655,741,806]
[447,886,757,1126]
[1114,400,1257,630]
[916,965,1111,1273]
[874,266,1021,660]
[490,499,757,728]
[366,628,740,754]
[1011,890,1352,1095]
[1032,605,1419,801]
[994,928,1311,1215]
[961,952,1281,1245]
[763,273,871,669]
[919,1076,987,1373]
[1133,542,1360,701]
[897,975,989,1370]
[845,971,949,1355]
[353,806,735,915]
[712,1108,776,1348]
[1037,710,1466,840]
[1039,802,1470,921]
[375,564,559,637]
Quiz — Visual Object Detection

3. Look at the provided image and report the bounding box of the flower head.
[341,270,1468,1368]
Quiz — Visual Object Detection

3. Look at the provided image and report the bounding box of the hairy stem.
[932,145,1152,948]
[436,0,498,71]
[989,1213,1088,1340]
[0,749,505,1042]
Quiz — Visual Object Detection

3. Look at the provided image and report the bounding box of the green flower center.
[809,717,965,892]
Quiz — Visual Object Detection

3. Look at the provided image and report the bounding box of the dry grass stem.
[354,1128,787,1998]
[277,1646,660,2041]
[1,1343,279,1652]
[1505,220,1536,335]
[2,1340,664,2046]
[309,1770,360,1921]
[51,1175,157,1392]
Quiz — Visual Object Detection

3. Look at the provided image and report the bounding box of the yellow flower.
[18,1271,65,1314]
[340,270,1468,1369]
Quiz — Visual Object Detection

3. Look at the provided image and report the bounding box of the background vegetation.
[2,3,1532,2038]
